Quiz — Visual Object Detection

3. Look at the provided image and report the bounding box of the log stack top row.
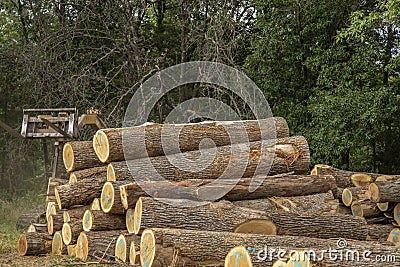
[18,116,400,267]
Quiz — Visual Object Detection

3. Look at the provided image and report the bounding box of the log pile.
[17,117,400,266]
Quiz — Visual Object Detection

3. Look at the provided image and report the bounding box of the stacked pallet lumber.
[17,117,400,267]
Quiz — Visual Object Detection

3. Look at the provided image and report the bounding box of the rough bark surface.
[69,166,107,183]
[77,230,123,262]
[82,210,126,231]
[369,181,400,203]
[63,141,104,172]
[17,232,53,256]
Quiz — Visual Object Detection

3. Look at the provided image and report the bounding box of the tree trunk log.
[82,210,126,231]
[119,174,336,210]
[55,176,106,209]
[100,181,129,214]
[47,213,63,235]
[76,230,123,262]
[91,198,101,211]
[94,117,289,163]
[69,166,107,184]
[351,200,381,218]
[27,223,47,233]
[46,177,67,204]
[369,181,400,203]
[311,164,382,188]
[366,224,394,242]
[63,141,104,172]
[232,191,338,214]
[342,187,370,207]
[115,233,140,264]
[141,228,400,267]
[52,231,67,255]
[107,136,310,182]
[62,220,83,245]
[18,232,53,256]
[133,197,367,240]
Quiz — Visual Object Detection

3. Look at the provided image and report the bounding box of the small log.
[62,220,83,245]
[91,198,101,211]
[375,176,391,212]
[76,230,122,261]
[115,233,140,264]
[55,176,106,209]
[387,228,400,246]
[100,181,127,214]
[27,223,47,233]
[45,202,57,221]
[133,197,368,240]
[233,191,338,214]
[18,232,52,256]
[63,141,104,172]
[69,166,107,184]
[369,181,400,203]
[224,246,252,267]
[107,136,310,182]
[366,224,395,242]
[82,210,126,231]
[351,200,381,218]
[63,205,88,223]
[52,231,67,255]
[46,177,67,203]
[94,117,289,163]
[141,228,400,267]
[342,187,370,207]
[311,164,381,188]
[47,213,63,235]
[119,174,337,210]
[67,244,77,257]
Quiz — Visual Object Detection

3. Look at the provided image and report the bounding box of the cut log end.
[351,173,372,187]
[100,182,115,213]
[82,210,93,232]
[47,215,54,235]
[129,240,137,265]
[46,202,57,221]
[120,185,129,210]
[224,246,253,267]
[17,234,28,256]
[140,229,156,267]
[369,183,380,202]
[272,260,288,267]
[233,219,277,235]
[310,164,331,175]
[77,232,89,261]
[351,201,364,217]
[126,208,135,234]
[61,223,72,245]
[394,204,400,226]
[93,130,110,163]
[67,245,76,257]
[115,234,127,263]
[63,142,75,172]
[54,188,62,210]
[377,202,389,212]
[91,198,101,211]
[69,173,77,185]
[342,188,353,207]
[27,224,36,233]
[52,231,64,255]
[107,164,116,181]
[134,198,143,235]
[387,228,400,246]
[63,211,70,223]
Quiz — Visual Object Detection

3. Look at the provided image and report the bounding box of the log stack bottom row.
[18,117,400,267]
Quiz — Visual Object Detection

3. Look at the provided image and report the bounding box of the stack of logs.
[17,117,400,267]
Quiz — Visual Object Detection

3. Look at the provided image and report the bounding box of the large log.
[114,233,140,264]
[76,230,123,262]
[132,197,367,240]
[63,141,104,172]
[17,232,53,256]
[140,228,400,267]
[366,224,394,241]
[62,220,83,245]
[94,117,289,163]
[233,191,338,214]
[107,136,310,182]
[119,174,336,209]
[54,176,106,209]
[69,166,107,184]
[82,210,126,231]
[311,164,383,188]
[369,180,400,203]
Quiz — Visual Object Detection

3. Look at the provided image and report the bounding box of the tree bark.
[233,191,338,214]
[342,187,370,207]
[69,166,107,184]
[63,141,104,172]
[82,210,126,231]
[76,230,123,262]
[27,223,47,233]
[134,197,367,240]
[46,177,67,204]
[141,228,400,267]
[94,117,289,163]
[369,181,400,203]
[63,205,88,223]
[351,200,381,218]
[119,174,337,210]
[55,176,106,209]
[47,213,63,235]
[62,220,83,245]
[18,232,53,256]
[366,224,394,242]
[107,136,310,183]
